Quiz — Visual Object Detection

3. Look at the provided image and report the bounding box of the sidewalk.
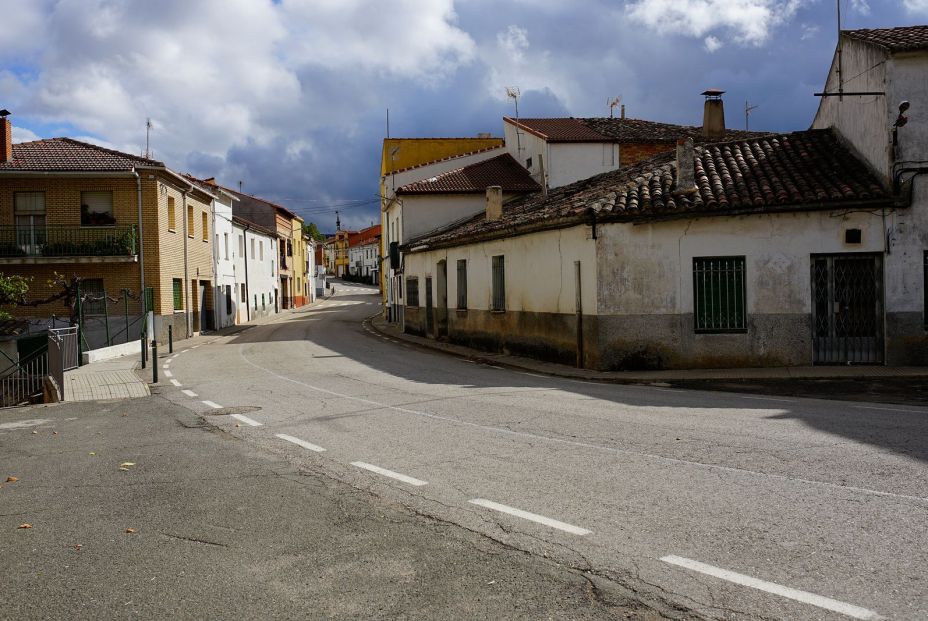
[369,315,928,382]
[63,354,150,401]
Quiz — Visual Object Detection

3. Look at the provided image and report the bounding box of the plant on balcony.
[0,243,27,257]
[42,241,80,257]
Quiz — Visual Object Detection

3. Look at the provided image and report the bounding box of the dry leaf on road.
[6,476,18,483]
[18,523,32,529]
[119,462,136,468]
[125,528,137,534]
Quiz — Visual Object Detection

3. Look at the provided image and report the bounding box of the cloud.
[704,35,723,52]
[11,127,40,144]
[904,0,928,14]
[626,0,803,45]
[850,0,871,15]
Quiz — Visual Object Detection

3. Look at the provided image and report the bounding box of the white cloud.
[850,0,871,15]
[11,127,40,144]
[800,24,820,41]
[904,0,928,14]
[626,0,803,46]
[704,35,723,52]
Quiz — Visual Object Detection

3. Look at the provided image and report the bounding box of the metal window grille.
[456,259,467,309]
[406,277,419,307]
[693,256,746,332]
[81,278,106,315]
[172,279,183,311]
[491,255,505,311]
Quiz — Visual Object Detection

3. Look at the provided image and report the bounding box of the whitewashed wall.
[232,222,279,321]
[212,194,236,329]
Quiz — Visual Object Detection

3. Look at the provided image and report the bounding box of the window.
[187,205,194,237]
[173,278,184,311]
[241,283,246,307]
[271,260,274,276]
[254,294,258,310]
[239,234,244,258]
[80,278,105,315]
[81,191,114,226]
[456,259,467,309]
[406,277,419,307]
[491,255,505,311]
[168,197,176,230]
[250,238,255,259]
[262,293,266,310]
[224,233,229,260]
[259,241,264,261]
[526,156,533,169]
[225,285,233,315]
[202,212,208,241]
[14,192,46,250]
[693,256,746,332]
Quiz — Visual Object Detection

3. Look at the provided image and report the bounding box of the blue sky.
[2,0,927,231]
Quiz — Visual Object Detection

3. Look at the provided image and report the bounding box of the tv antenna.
[506,86,522,155]
[144,118,153,159]
[744,101,759,130]
[608,96,622,118]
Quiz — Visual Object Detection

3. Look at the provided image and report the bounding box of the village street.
[129,283,925,621]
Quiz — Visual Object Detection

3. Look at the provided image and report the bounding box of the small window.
[239,234,244,257]
[81,191,114,226]
[173,278,183,311]
[250,238,255,259]
[225,285,232,315]
[259,241,264,261]
[406,277,419,307]
[187,205,194,237]
[202,212,208,241]
[80,278,106,315]
[693,256,746,332]
[241,283,246,306]
[254,294,257,310]
[491,255,505,311]
[525,156,532,169]
[262,293,266,310]
[168,197,176,231]
[456,259,467,309]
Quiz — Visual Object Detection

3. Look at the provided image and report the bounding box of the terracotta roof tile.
[396,153,540,194]
[0,137,163,171]
[844,25,928,52]
[505,118,612,142]
[581,118,766,144]
[405,129,891,250]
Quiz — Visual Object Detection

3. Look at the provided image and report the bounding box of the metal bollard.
[141,337,147,369]
[168,325,173,353]
[152,340,158,383]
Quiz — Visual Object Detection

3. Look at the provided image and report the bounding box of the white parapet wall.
[82,340,148,365]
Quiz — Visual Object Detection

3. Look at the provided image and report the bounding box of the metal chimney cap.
[0,109,11,118]
[701,89,725,99]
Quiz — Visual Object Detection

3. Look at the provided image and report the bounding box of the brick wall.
[619,143,675,166]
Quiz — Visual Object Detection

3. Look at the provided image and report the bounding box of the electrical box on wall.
[845,228,862,244]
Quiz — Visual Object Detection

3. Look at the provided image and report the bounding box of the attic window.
[525,156,533,169]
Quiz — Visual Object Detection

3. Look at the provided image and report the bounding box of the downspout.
[182,190,191,337]
[132,170,145,306]
[243,224,251,322]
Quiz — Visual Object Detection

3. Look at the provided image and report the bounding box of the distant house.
[231,215,279,321]
[348,224,381,284]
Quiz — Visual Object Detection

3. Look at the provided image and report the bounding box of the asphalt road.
[150,282,928,620]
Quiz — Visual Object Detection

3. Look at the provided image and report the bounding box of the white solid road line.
[163,370,173,378]
[468,498,591,536]
[351,461,427,486]
[275,433,325,452]
[202,400,222,409]
[182,389,198,397]
[660,555,882,620]
[853,404,926,414]
[170,379,181,387]
[230,413,262,426]
[739,395,796,403]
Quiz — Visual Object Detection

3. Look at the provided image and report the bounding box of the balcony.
[0,225,138,265]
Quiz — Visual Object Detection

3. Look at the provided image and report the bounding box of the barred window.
[693,256,746,332]
[491,255,505,311]
[406,277,419,307]
[456,259,467,310]
[81,278,106,315]
[172,278,183,311]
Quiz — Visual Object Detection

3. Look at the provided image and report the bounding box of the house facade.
[231,216,279,321]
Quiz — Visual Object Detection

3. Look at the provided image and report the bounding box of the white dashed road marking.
[660,556,882,620]
[182,390,198,397]
[163,363,170,369]
[170,379,181,387]
[231,413,262,427]
[275,433,325,452]
[351,462,427,486]
[852,404,926,414]
[202,400,222,409]
[163,370,173,378]
[468,498,591,536]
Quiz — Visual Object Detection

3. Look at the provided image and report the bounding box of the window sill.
[694,329,747,335]
[456,308,467,314]
[168,228,176,233]
[490,309,506,314]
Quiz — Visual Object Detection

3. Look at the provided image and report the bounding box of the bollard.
[168,325,173,353]
[141,337,147,369]
[152,340,158,383]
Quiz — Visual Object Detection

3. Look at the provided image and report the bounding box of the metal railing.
[0,225,137,258]
[48,327,79,399]
[0,345,48,408]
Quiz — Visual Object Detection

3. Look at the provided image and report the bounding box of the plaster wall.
[232,222,279,322]
[213,194,236,329]
[548,143,619,189]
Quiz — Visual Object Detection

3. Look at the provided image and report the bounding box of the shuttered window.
[456,259,467,309]
[172,278,183,310]
[187,206,194,237]
[168,197,176,231]
[406,277,419,307]
[693,256,746,332]
[491,255,505,311]
[201,212,208,241]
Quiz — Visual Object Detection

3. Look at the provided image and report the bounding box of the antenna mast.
[836,0,843,101]
[744,101,759,130]
[608,96,622,118]
[506,87,522,156]
[144,118,153,158]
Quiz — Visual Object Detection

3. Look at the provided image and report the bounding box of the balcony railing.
[0,225,137,258]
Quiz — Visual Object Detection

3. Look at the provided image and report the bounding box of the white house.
[202,180,238,330]
[232,215,279,322]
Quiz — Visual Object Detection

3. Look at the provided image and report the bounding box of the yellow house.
[290,215,308,306]
[0,119,216,347]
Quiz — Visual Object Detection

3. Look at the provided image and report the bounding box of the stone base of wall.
[886,312,928,365]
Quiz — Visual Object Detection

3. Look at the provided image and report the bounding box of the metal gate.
[48,326,79,399]
[812,254,883,364]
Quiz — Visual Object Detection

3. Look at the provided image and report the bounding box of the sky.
[3,0,927,232]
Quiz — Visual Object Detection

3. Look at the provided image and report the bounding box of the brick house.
[0,116,216,346]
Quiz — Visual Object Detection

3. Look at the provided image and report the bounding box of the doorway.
[436,260,448,339]
[425,277,434,336]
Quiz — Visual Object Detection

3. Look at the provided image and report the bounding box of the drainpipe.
[182,190,191,337]
[132,170,145,308]
[243,224,252,322]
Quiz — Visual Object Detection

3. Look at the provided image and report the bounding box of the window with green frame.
[693,256,746,332]
[172,278,183,311]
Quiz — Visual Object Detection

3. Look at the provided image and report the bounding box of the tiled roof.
[844,25,928,52]
[396,153,541,194]
[405,129,891,251]
[581,118,766,144]
[0,137,163,171]
[505,118,612,143]
[231,215,278,238]
[348,224,381,246]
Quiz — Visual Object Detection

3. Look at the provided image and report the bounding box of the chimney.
[0,109,12,164]
[486,185,502,221]
[675,138,696,193]
[620,104,626,120]
[701,89,725,139]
